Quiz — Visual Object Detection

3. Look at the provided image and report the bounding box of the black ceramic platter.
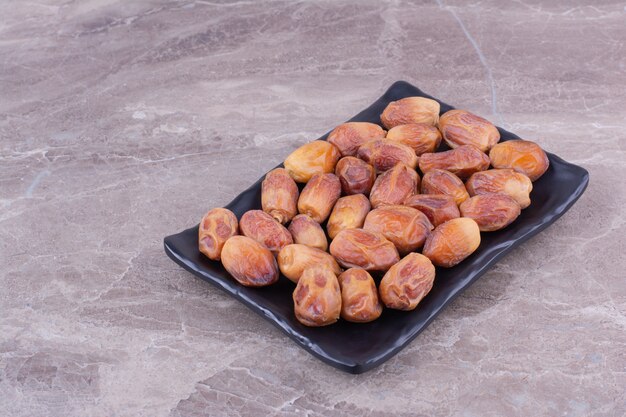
[164,81,589,374]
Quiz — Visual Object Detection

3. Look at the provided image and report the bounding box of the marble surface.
[1,0,625,416]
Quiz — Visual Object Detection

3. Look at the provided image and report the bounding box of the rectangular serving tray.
[164,81,589,374]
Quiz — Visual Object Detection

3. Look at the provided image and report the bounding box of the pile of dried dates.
[198,96,549,327]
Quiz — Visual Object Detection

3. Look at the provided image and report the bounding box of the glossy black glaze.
[164,81,589,374]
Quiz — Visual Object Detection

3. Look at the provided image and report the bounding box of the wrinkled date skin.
[297,173,341,223]
[385,123,442,156]
[261,168,299,224]
[380,96,441,129]
[459,194,521,232]
[284,140,341,183]
[404,194,460,227]
[293,265,342,327]
[288,214,328,251]
[357,139,418,173]
[327,122,386,157]
[338,268,382,323]
[422,218,481,267]
[363,205,433,255]
[277,244,341,283]
[198,208,239,261]
[369,163,420,208]
[419,145,490,180]
[335,156,376,195]
[329,228,399,271]
[438,109,500,152]
[327,194,371,239]
[489,140,550,181]
[421,169,470,206]
[466,168,533,209]
[379,253,436,311]
[239,210,293,254]
[221,236,279,287]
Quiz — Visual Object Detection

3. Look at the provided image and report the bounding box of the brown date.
[221,236,278,287]
[239,210,293,254]
[363,205,433,255]
[297,173,341,223]
[261,168,299,224]
[356,139,418,173]
[380,96,440,129]
[337,268,382,323]
[379,253,435,311]
[335,156,376,195]
[422,218,481,267]
[489,140,549,181]
[198,208,239,261]
[277,244,341,283]
[385,123,442,155]
[327,122,386,157]
[288,214,328,251]
[418,145,490,180]
[293,265,342,327]
[459,194,521,232]
[403,194,459,228]
[326,194,371,239]
[329,228,399,271]
[466,168,533,209]
[284,140,341,183]
[438,109,500,152]
[421,169,470,206]
[369,163,420,208]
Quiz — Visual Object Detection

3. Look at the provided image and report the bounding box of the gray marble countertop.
[2,1,625,416]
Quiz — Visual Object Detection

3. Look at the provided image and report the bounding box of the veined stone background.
[1,1,625,416]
